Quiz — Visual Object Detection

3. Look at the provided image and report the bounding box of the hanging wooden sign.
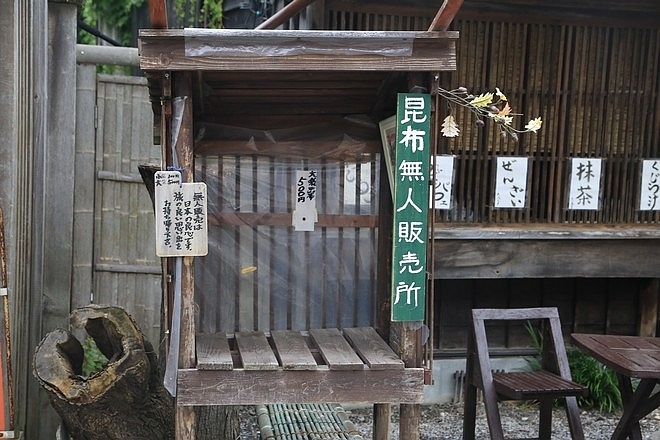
[391,93,431,322]
[154,171,208,257]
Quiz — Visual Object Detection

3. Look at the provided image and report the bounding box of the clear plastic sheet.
[184,28,415,58]
[194,117,380,160]
[194,144,382,333]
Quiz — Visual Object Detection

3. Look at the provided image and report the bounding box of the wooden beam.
[138,29,458,72]
[256,0,318,30]
[210,212,378,228]
[428,0,464,31]
[176,369,425,405]
[434,225,660,240]
[434,239,660,279]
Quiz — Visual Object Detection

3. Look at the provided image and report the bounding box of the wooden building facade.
[310,0,660,355]
[136,1,659,438]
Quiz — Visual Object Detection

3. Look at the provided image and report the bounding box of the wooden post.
[639,279,659,337]
[172,72,197,440]
[391,322,422,440]
[373,404,391,440]
[374,107,396,440]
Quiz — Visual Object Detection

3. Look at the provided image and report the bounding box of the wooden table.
[571,333,660,440]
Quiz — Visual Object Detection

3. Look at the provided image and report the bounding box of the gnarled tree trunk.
[33,305,175,439]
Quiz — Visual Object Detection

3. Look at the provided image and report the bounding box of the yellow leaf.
[495,87,508,102]
[525,117,543,133]
[469,92,494,108]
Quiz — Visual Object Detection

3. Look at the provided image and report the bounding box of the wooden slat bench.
[178,326,424,406]
[257,403,364,440]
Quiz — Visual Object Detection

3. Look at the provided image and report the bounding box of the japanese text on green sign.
[391,94,431,322]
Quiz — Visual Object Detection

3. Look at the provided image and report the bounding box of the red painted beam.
[148,0,168,29]
[429,0,465,31]
[256,0,317,30]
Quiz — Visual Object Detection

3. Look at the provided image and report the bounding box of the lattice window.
[438,22,660,224]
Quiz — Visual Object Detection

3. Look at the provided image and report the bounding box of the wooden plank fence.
[73,68,162,348]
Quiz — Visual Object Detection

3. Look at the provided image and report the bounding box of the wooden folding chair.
[463,307,588,440]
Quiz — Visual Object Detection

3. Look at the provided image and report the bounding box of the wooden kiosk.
[139,26,458,438]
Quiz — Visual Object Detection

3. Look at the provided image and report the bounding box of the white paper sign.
[154,171,208,257]
[494,157,528,208]
[640,159,660,211]
[292,170,318,231]
[568,158,602,210]
[431,155,455,210]
[344,163,373,206]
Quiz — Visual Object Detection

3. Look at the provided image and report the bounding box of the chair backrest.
[468,307,574,386]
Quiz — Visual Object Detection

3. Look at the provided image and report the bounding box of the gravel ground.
[241,402,660,439]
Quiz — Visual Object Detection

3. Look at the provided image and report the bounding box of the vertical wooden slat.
[529,24,544,223]
[369,153,378,325]
[254,157,269,331]
[353,158,361,327]
[620,30,638,222]
[222,156,237,332]
[556,25,573,223]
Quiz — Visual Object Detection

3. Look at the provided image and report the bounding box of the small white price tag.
[154,171,208,257]
[292,170,318,232]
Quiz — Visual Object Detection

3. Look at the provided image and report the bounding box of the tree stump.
[33,305,175,439]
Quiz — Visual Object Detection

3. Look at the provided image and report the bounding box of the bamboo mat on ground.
[256,403,364,440]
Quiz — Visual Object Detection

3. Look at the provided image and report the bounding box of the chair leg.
[539,398,553,440]
[481,388,505,440]
[563,396,585,440]
[462,382,478,440]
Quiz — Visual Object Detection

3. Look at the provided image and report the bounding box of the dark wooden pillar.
[375,117,395,440]
[639,279,659,337]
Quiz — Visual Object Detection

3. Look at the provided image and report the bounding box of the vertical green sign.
[391,93,431,322]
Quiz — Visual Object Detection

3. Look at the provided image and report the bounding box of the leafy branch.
[439,86,543,140]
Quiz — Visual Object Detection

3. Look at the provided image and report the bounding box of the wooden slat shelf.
[184,327,422,406]
[434,225,660,240]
